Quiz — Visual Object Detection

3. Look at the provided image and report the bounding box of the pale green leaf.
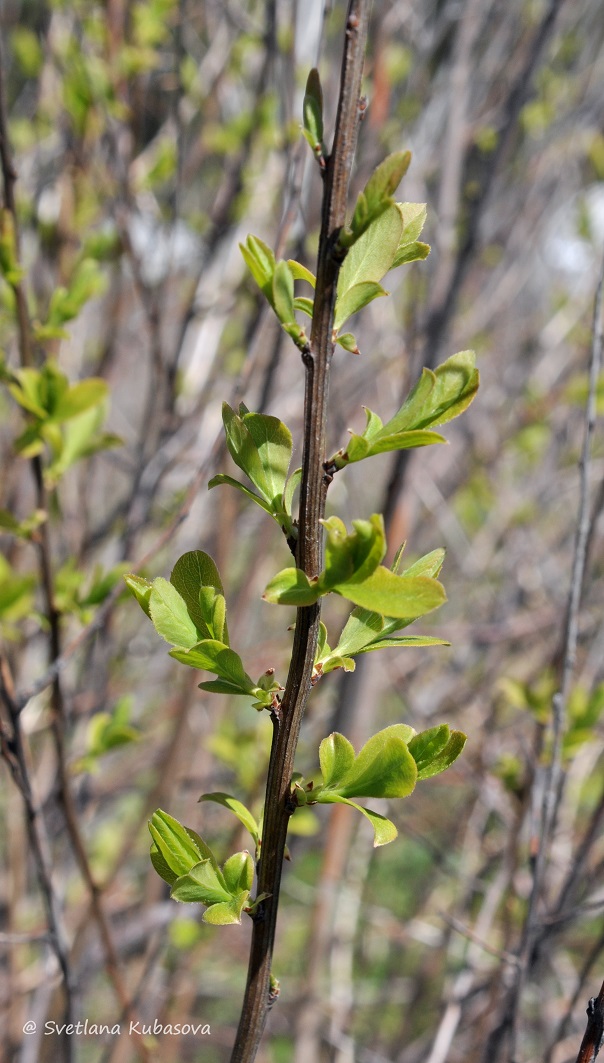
[124,574,153,618]
[336,203,403,304]
[262,567,320,607]
[170,551,224,640]
[208,473,274,515]
[319,732,356,789]
[149,578,200,648]
[315,794,398,846]
[198,793,259,846]
[413,730,467,779]
[335,567,446,619]
[334,729,417,799]
[170,859,231,905]
[272,260,296,325]
[287,259,316,287]
[222,851,254,894]
[202,892,249,924]
[333,281,388,332]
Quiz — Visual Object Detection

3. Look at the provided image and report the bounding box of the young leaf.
[302,67,324,161]
[242,410,292,504]
[335,567,446,620]
[198,793,260,847]
[148,810,210,879]
[357,635,449,652]
[170,859,231,905]
[322,514,385,588]
[262,568,320,607]
[124,574,153,618]
[170,551,225,641]
[407,725,451,774]
[315,793,398,847]
[413,730,467,779]
[287,259,316,287]
[239,235,275,299]
[208,473,274,515]
[379,351,479,435]
[202,892,250,925]
[149,578,200,648]
[328,729,417,799]
[333,281,388,333]
[222,851,254,894]
[318,732,356,789]
[342,151,412,247]
[272,260,296,326]
[169,641,256,694]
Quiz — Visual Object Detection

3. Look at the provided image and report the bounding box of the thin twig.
[229,5,370,1061]
[506,251,604,1062]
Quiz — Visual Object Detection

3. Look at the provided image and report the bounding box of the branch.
[229,5,371,1061]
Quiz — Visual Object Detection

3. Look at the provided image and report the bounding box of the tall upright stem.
[229,4,370,1061]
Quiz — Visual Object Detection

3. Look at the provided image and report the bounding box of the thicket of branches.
[1,1,604,1061]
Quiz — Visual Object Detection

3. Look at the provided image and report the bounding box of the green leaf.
[412,730,467,779]
[262,568,320,607]
[239,235,275,299]
[318,732,356,789]
[208,473,274,515]
[221,404,293,507]
[170,859,231,905]
[338,204,404,293]
[149,578,200,648]
[51,378,108,421]
[343,427,446,466]
[335,332,360,355]
[358,635,449,652]
[335,203,405,331]
[272,260,296,325]
[302,67,324,157]
[335,567,446,619]
[287,260,316,287]
[148,810,212,880]
[379,351,479,435]
[332,606,385,657]
[169,641,255,693]
[343,152,412,246]
[222,403,270,500]
[328,728,417,799]
[293,296,314,318]
[242,410,292,503]
[333,281,388,332]
[395,202,427,246]
[124,574,153,618]
[401,548,445,579]
[329,352,478,469]
[391,240,430,267]
[198,793,259,846]
[283,467,302,518]
[202,893,250,925]
[222,851,254,894]
[315,794,398,846]
[170,551,225,641]
[322,514,385,588]
[407,725,451,774]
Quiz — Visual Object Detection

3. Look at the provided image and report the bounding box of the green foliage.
[149,810,253,925]
[130,76,475,936]
[125,551,282,709]
[0,359,120,484]
[328,351,479,469]
[302,68,326,165]
[263,514,446,620]
[294,723,466,846]
[75,698,140,774]
[209,402,298,541]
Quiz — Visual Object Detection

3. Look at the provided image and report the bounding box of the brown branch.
[575,983,604,1063]
[228,5,370,1061]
